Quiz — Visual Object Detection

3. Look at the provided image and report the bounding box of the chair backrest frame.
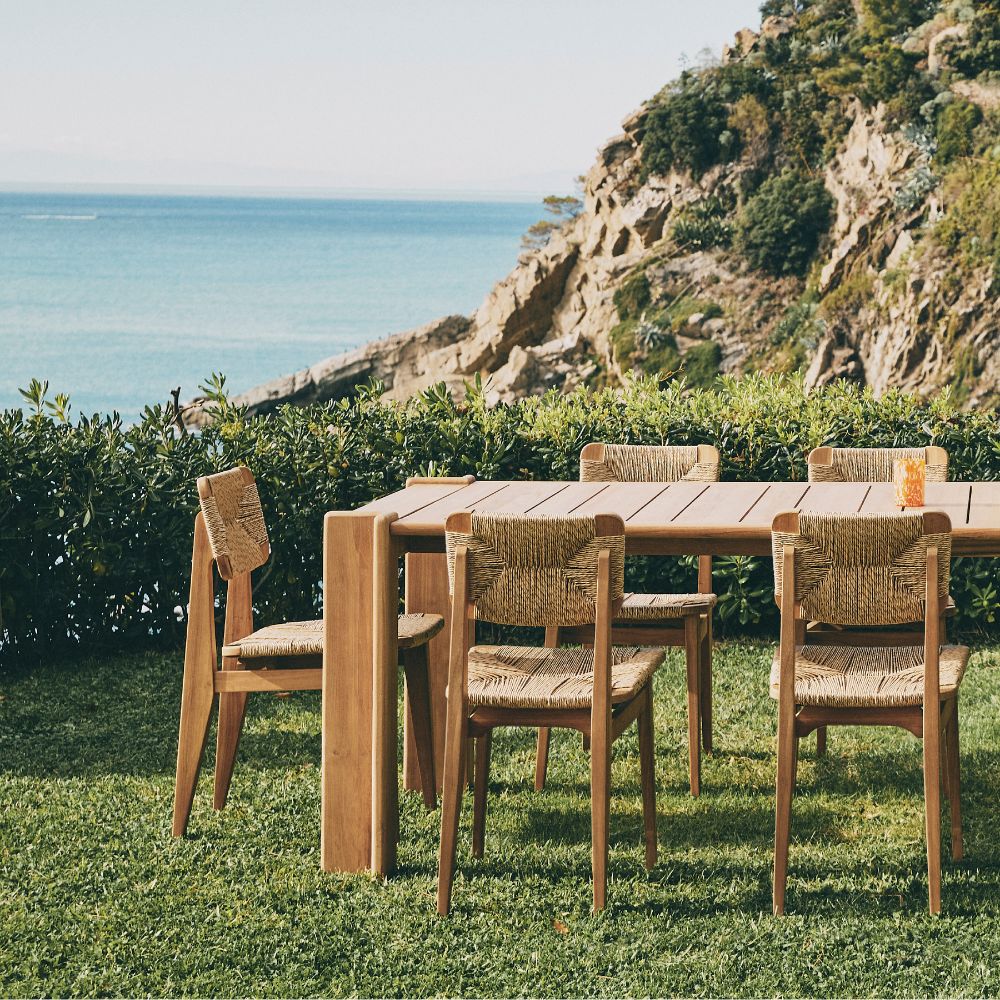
[190,466,267,660]
[579,442,721,484]
[445,510,624,725]
[772,508,947,711]
[445,511,625,628]
[807,446,948,483]
[196,466,270,581]
[771,509,951,627]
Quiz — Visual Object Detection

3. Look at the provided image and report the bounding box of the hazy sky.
[1,0,763,197]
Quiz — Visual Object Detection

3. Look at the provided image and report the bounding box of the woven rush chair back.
[772,510,951,627]
[580,442,720,483]
[807,446,948,483]
[445,512,625,627]
[196,466,270,580]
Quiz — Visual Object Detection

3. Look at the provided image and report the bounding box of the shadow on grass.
[0,650,321,779]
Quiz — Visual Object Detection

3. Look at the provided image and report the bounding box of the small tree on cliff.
[521,184,584,252]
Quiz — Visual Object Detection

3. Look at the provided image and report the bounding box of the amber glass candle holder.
[894,457,926,508]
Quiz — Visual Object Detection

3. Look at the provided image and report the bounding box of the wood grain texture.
[368,480,1000,556]
[322,511,378,873]
[404,552,451,793]
[214,668,321,692]
[436,543,471,915]
[590,548,613,912]
[371,514,399,876]
[684,613,701,797]
[172,513,218,838]
[571,482,669,520]
[402,644,437,809]
[624,481,710,526]
[529,483,610,516]
[392,481,512,534]
[796,482,870,514]
[214,571,253,810]
[471,481,569,514]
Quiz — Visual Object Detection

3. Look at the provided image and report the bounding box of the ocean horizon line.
[0,181,545,205]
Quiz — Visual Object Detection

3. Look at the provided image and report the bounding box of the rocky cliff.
[185,0,1000,425]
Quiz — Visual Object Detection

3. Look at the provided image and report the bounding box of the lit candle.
[894,457,926,508]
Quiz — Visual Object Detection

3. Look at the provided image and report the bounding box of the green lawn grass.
[4,641,1000,997]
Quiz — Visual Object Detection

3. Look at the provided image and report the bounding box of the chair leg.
[172,655,215,838]
[700,614,713,754]
[591,713,611,912]
[945,698,963,862]
[534,627,561,791]
[816,727,827,756]
[534,728,551,792]
[773,705,797,915]
[472,731,492,859]
[402,646,437,810]
[436,707,468,915]
[638,685,657,870]
[684,614,701,797]
[213,687,248,810]
[924,701,943,915]
[940,717,952,803]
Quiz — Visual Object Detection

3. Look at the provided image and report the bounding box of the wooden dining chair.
[805,445,951,756]
[770,509,968,915]
[437,511,664,913]
[807,445,948,483]
[172,466,444,837]
[534,442,718,797]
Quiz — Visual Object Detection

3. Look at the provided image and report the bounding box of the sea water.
[0,191,540,419]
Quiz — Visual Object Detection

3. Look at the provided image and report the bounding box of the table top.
[359,480,1000,556]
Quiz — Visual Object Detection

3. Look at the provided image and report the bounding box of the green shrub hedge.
[2,374,998,663]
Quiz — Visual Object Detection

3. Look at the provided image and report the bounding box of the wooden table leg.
[371,516,400,875]
[322,510,396,873]
[403,551,450,793]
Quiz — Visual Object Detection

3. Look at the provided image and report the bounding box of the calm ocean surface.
[0,191,540,419]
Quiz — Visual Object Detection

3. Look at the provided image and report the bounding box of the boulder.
[928,23,968,75]
[182,314,472,426]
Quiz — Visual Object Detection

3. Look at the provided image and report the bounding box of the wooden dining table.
[318,477,1000,875]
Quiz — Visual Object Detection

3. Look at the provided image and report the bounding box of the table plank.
[671,482,770,526]
[529,482,611,515]
[362,482,470,519]
[739,482,811,529]
[393,481,511,533]
[626,481,711,525]
[571,482,671,520]
[908,483,972,528]
[968,482,1000,529]
[472,481,571,514]
[796,482,870,512]
[860,482,896,512]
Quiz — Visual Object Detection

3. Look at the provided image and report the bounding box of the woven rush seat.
[617,592,717,621]
[224,613,444,659]
[466,644,664,710]
[397,613,445,648]
[770,643,969,709]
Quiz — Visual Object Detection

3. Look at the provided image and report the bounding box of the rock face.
[186,6,1000,425]
[184,315,473,424]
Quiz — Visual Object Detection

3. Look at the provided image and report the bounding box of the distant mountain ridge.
[188,0,1000,423]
